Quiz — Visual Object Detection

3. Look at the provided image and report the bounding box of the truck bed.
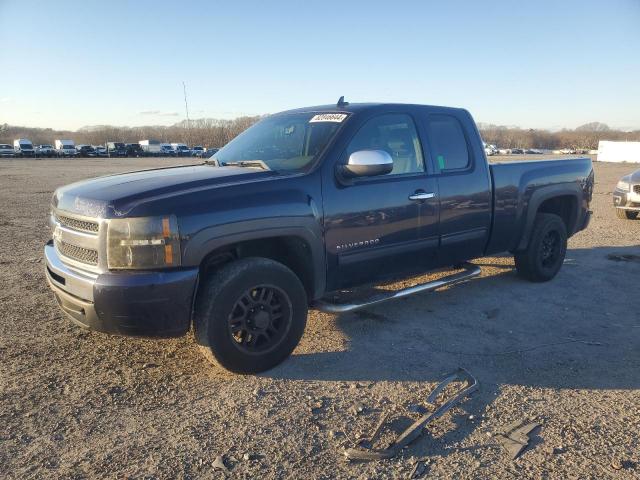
[486,157,593,254]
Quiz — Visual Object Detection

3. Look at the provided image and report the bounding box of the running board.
[313,262,481,314]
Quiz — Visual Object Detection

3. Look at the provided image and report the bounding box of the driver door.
[322,112,440,290]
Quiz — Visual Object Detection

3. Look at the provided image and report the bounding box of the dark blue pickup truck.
[45,101,593,373]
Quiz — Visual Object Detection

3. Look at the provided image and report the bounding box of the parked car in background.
[126,143,145,157]
[107,142,127,157]
[511,148,524,154]
[171,143,191,157]
[14,139,35,157]
[94,146,108,157]
[36,144,56,157]
[55,140,77,157]
[525,149,543,154]
[205,147,219,158]
[559,148,576,154]
[160,144,176,156]
[76,145,97,157]
[0,144,16,157]
[191,146,205,157]
[613,169,640,220]
[139,140,161,156]
[483,143,498,156]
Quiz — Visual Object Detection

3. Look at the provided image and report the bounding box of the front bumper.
[613,188,640,211]
[44,241,199,337]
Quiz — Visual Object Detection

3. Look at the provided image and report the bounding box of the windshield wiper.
[218,160,271,170]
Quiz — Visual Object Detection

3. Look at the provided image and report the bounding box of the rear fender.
[516,184,582,251]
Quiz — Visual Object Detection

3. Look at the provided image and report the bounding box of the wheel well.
[199,236,315,297]
[537,195,577,234]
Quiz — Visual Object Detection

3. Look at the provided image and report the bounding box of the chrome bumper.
[45,241,96,301]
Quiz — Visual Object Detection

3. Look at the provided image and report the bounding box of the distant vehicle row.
[0,139,219,158]
[482,143,598,156]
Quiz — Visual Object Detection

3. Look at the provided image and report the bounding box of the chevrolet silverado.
[45,100,594,373]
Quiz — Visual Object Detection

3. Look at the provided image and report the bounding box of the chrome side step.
[313,262,481,314]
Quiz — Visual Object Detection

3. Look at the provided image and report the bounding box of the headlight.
[107,215,181,269]
[616,180,630,191]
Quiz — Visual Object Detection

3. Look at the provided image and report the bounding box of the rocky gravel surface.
[1,156,639,479]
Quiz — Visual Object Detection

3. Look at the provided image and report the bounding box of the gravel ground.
[1,155,639,479]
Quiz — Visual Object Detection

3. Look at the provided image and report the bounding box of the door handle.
[409,192,436,201]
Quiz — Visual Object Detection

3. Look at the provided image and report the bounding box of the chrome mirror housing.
[341,149,393,178]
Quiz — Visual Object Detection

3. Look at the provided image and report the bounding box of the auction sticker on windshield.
[309,113,348,123]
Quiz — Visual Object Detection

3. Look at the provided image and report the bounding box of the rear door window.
[425,115,470,171]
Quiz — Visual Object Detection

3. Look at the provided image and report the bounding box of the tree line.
[479,122,640,150]
[1,118,639,151]
[0,117,261,149]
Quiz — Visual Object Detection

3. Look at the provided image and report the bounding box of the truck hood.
[52,164,275,217]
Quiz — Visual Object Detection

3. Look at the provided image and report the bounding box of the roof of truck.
[275,102,467,116]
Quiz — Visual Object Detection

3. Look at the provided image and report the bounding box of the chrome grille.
[56,240,99,266]
[634,185,640,194]
[55,213,99,233]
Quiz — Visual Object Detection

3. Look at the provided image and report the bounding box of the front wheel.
[616,208,638,220]
[194,257,308,374]
[514,213,567,282]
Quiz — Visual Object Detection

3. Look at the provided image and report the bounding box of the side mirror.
[340,149,393,178]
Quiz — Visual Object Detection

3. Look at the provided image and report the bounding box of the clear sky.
[1,0,639,130]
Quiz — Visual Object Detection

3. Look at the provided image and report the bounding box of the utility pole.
[182,81,191,146]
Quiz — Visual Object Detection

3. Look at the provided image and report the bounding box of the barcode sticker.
[309,113,348,123]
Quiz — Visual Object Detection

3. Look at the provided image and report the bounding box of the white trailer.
[13,138,35,157]
[54,139,76,157]
[597,141,640,163]
[139,140,161,156]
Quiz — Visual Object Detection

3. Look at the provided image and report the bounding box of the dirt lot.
[1,155,639,479]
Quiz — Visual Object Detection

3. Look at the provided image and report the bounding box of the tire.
[514,213,567,282]
[194,257,308,374]
[616,208,638,220]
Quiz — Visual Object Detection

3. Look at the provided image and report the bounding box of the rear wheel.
[194,257,308,374]
[515,213,567,282]
[616,208,638,220]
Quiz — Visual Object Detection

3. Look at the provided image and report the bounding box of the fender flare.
[182,218,326,300]
[516,183,582,251]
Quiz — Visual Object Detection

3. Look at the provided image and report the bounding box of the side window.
[425,115,470,171]
[346,114,424,175]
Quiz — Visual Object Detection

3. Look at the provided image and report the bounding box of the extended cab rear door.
[417,109,492,265]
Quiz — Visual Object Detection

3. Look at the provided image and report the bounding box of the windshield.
[213,112,347,172]
[21,143,33,149]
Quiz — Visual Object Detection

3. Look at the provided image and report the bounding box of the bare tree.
[2,117,638,152]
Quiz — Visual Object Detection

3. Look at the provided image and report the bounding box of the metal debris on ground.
[343,368,478,461]
[495,419,540,460]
